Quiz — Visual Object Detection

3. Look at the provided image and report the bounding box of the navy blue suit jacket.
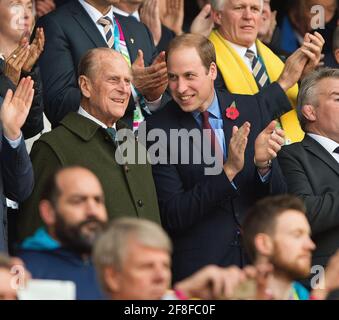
[146,83,289,281]
[36,0,160,128]
[0,134,34,251]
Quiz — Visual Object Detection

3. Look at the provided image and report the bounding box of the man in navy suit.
[145,33,307,282]
[36,0,168,129]
[0,77,35,251]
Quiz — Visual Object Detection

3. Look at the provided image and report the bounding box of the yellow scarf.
[209,30,304,143]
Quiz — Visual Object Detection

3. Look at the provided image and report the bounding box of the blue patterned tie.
[245,49,269,89]
[106,127,117,143]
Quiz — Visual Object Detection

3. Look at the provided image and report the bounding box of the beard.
[270,246,311,280]
[54,215,106,255]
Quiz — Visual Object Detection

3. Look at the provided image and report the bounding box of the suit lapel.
[217,90,242,147]
[70,1,107,48]
[303,135,339,176]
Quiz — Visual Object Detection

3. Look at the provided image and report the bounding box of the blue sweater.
[17,228,104,300]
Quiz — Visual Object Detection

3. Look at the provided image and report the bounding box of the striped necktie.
[98,16,114,48]
[245,49,269,89]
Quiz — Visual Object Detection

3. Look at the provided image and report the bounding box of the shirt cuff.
[258,169,271,183]
[4,133,22,149]
[144,95,162,112]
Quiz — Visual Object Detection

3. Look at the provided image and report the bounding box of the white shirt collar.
[78,106,116,129]
[227,40,257,59]
[308,133,339,160]
[113,7,140,21]
[78,0,114,24]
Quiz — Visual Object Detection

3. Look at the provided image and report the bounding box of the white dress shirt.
[78,106,116,130]
[308,133,339,164]
[113,7,140,21]
[227,40,258,72]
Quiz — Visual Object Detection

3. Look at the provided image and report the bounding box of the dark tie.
[201,111,224,162]
[98,16,114,48]
[334,146,339,154]
[106,127,117,143]
[245,49,269,89]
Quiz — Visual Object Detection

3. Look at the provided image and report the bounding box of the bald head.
[78,48,130,82]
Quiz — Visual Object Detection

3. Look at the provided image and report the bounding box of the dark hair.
[40,166,92,206]
[167,33,216,71]
[242,195,306,262]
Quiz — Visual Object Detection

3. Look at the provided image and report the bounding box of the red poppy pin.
[225,101,239,120]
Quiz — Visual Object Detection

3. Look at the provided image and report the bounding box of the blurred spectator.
[0,0,44,139]
[243,195,315,300]
[278,0,338,55]
[34,0,56,17]
[324,25,339,67]
[209,0,324,144]
[93,217,266,300]
[115,0,175,53]
[278,68,339,275]
[0,254,30,300]
[17,166,107,299]
[36,0,168,130]
[0,78,35,252]
[18,48,161,241]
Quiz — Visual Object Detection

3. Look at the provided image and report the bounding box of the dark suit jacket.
[36,0,160,128]
[278,135,339,268]
[146,84,289,281]
[0,131,34,251]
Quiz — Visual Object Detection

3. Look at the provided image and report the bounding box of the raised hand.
[223,122,251,182]
[4,43,30,85]
[190,3,214,37]
[131,50,168,101]
[160,0,184,35]
[300,32,325,78]
[22,27,45,73]
[0,77,34,140]
[140,0,162,46]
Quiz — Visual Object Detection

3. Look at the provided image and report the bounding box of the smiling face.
[213,0,262,47]
[79,51,132,127]
[167,46,217,113]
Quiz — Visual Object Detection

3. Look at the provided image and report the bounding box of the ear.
[39,200,57,227]
[208,62,218,81]
[211,8,222,25]
[254,233,273,257]
[301,104,317,122]
[103,266,121,294]
[335,49,339,64]
[78,75,92,98]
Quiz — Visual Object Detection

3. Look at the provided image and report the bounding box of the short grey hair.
[93,218,172,292]
[297,67,339,131]
[210,0,264,12]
